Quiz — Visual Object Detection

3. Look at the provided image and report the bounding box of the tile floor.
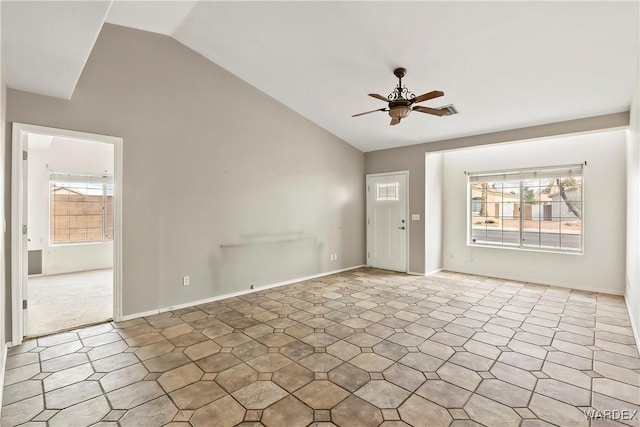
[2,268,639,427]
[27,269,113,337]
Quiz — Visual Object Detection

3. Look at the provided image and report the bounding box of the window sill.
[467,243,583,256]
[49,241,113,248]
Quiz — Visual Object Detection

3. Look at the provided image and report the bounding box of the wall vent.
[28,250,43,275]
[438,104,459,116]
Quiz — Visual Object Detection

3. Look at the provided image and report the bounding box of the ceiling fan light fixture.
[389,106,411,119]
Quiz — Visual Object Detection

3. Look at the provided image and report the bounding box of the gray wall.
[443,130,627,294]
[626,49,640,346]
[1,3,7,372]
[425,153,443,274]
[365,112,629,273]
[5,24,365,326]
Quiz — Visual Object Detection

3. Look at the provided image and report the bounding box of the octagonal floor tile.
[294,380,349,409]
[232,381,288,409]
[332,395,383,427]
[262,395,313,427]
[398,395,452,427]
[191,395,245,427]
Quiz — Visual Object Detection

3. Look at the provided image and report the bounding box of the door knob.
[398,226,405,230]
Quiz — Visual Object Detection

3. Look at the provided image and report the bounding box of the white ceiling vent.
[438,105,459,116]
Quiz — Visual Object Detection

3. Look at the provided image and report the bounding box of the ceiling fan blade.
[411,90,444,104]
[390,117,401,126]
[352,108,388,117]
[369,93,390,102]
[413,105,448,116]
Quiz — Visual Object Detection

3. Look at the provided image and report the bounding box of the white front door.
[366,172,408,272]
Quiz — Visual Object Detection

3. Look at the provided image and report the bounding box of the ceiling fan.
[353,67,452,126]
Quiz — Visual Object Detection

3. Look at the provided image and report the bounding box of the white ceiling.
[3,1,639,152]
[1,0,111,99]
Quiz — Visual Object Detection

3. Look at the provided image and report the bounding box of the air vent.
[438,104,459,116]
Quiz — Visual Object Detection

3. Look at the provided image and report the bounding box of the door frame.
[365,171,410,273]
[11,123,124,345]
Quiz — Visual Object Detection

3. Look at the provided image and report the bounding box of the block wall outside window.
[50,180,113,244]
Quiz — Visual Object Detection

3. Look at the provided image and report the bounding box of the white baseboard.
[408,268,444,276]
[121,309,160,322]
[120,265,365,322]
[443,267,625,296]
[625,298,640,357]
[0,342,8,415]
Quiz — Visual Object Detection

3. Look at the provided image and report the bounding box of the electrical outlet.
[250,284,255,290]
[183,276,190,286]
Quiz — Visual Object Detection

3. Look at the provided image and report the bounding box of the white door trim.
[10,123,124,345]
[366,170,410,273]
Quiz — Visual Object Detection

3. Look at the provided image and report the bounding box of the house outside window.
[471,196,482,213]
[50,174,113,244]
[467,165,583,253]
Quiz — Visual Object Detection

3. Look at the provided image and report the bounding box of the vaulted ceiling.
[2,1,638,152]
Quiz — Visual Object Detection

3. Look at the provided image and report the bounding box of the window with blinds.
[50,174,113,244]
[467,165,583,253]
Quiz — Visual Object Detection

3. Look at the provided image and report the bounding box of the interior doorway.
[11,124,123,343]
[366,171,409,272]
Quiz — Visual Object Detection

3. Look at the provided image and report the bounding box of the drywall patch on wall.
[442,130,627,294]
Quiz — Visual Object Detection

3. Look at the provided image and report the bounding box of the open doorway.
[12,124,123,343]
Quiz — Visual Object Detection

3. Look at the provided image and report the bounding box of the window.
[50,174,113,244]
[468,165,583,253]
[376,183,399,201]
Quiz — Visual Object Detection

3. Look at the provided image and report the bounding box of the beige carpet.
[26,269,113,337]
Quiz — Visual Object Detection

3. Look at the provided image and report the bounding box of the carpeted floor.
[26,269,113,337]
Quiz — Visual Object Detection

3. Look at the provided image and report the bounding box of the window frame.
[49,173,114,246]
[466,164,584,255]
[376,182,400,201]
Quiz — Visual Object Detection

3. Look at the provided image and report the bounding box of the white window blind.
[468,164,583,183]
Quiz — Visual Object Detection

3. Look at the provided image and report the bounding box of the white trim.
[121,309,160,322]
[444,267,624,296]
[425,268,443,276]
[407,271,425,276]
[625,298,640,357]
[366,171,410,273]
[121,265,365,322]
[10,123,124,346]
[11,125,26,347]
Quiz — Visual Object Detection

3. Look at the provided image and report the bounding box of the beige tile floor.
[2,268,639,427]
[27,269,113,337]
